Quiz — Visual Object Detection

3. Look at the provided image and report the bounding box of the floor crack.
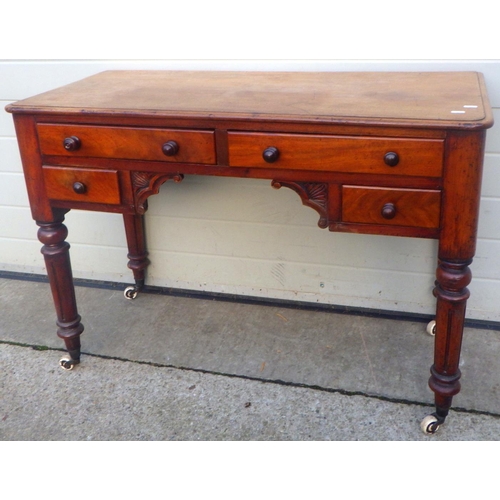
[3,339,500,420]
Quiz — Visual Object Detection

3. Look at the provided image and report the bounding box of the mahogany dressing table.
[6,70,493,434]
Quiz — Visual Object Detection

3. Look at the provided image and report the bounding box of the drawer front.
[43,166,121,205]
[228,132,443,177]
[37,124,216,164]
[342,186,441,228]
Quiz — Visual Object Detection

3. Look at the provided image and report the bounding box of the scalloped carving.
[132,171,184,214]
[271,180,328,228]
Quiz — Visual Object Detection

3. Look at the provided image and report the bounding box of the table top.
[6,70,493,129]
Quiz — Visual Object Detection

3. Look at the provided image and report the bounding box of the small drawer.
[43,166,121,205]
[228,132,444,177]
[342,186,441,228]
[37,124,216,164]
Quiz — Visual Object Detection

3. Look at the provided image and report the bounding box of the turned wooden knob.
[73,181,87,194]
[262,146,280,163]
[384,152,399,167]
[162,140,179,156]
[381,202,397,219]
[63,136,81,152]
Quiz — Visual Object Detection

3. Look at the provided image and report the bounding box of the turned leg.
[123,213,150,299]
[422,258,471,433]
[37,210,84,368]
[420,130,486,434]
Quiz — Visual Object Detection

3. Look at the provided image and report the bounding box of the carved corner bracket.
[132,171,184,214]
[271,180,329,228]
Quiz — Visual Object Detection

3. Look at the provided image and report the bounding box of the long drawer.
[228,132,444,177]
[37,124,216,164]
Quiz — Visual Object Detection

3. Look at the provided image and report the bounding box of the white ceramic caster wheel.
[426,320,436,336]
[420,414,441,434]
[124,286,138,300]
[59,357,75,371]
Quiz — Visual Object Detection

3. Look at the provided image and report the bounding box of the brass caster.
[426,320,436,336]
[420,414,441,435]
[59,357,76,371]
[124,285,139,300]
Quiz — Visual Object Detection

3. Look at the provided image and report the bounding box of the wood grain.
[342,186,441,228]
[37,123,216,164]
[43,166,121,204]
[6,71,492,128]
[228,132,444,177]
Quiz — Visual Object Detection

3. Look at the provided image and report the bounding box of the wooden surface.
[342,186,441,228]
[6,71,493,128]
[43,166,121,205]
[228,132,444,176]
[37,123,217,164]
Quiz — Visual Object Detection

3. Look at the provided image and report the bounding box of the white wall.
[1,60,499,321]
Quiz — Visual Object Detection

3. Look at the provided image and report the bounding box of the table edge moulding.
[5,70,494,435]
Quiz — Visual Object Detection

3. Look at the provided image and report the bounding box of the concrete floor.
[1,276,500,440]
